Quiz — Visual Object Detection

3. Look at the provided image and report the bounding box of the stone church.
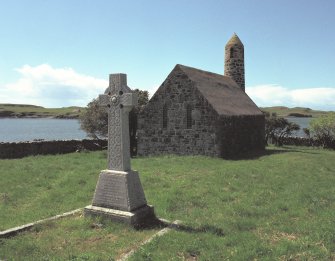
[137,33,265,158]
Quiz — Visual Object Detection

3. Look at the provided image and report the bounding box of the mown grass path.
[1,146,334,260]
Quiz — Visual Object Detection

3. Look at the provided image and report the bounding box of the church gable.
[140,65,218,130]
[138,65,220,156]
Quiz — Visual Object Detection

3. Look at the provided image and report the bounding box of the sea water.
[285,117,312,137]
[0,118,88,142]
[0,117,312,142]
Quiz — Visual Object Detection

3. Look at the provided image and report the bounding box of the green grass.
[1,147,335,260]
[0,151,105,230]
[0,213,158,261]
[261,106,331,118]
[0,103,84,118]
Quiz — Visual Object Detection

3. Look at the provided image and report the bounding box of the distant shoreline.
[260,106,331,118]
[0,114,80,119]
[0,103,83,119]
[1,103,333,119]
[0,116,79,119]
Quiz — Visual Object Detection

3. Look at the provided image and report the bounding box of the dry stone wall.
[277,136,335,149]
[0,139,107,159]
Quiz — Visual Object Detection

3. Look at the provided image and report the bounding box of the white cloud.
[0,64,108,107]
[246,84,335,111]
[1,65,334,111]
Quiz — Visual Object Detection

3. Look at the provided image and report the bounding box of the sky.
[0,0,334,110]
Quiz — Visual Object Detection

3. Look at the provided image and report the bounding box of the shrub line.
[0,208,82,238]
[117,219,181,261]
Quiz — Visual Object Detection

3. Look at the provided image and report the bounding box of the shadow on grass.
[171,223,225,237]
[138,219,225,237]
[279,146,321,154]
[266,146,321,156]
[134,217,167,230]
[224,146,320,160]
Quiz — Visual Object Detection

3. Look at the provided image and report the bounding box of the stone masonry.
[137,33,264,158]
[138,67,219,157]
[85,73,155,227]
[0,139,107,159]
[137,65,265,158]
[224,33,245,91]
[217,115,264,158]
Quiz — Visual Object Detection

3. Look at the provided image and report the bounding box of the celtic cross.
[98,74,138,171]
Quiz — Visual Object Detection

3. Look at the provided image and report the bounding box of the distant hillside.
[1,103,332,119]
[0,104,85,119]
[261,106,331,118]
[0,103,43,108]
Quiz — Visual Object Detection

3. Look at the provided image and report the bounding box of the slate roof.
[176,64,263,116]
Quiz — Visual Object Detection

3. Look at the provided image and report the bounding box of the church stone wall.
[137,67,265,158]
[137,67,220,157]
[218,115,265,158]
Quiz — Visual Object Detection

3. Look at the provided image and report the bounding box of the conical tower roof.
[226,33,243,47]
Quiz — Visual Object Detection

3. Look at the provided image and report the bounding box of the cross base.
[85,168,156,227]
[84,205,157,228]
[90,169,148,211]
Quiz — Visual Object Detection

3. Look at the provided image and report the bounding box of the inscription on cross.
[98,73,138,171]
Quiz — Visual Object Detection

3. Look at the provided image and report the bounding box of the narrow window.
[186,104,192,129]
[163,104,168,129]
[230,47,234,58]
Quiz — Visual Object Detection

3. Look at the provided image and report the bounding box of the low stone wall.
[2,136,332,160]
[0,139,107,159]
[277,136,335,149]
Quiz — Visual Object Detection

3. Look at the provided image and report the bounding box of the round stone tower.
[224,33,245,91]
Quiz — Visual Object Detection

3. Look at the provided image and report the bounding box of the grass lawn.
[0,213,159,261]
[1,146,335,260]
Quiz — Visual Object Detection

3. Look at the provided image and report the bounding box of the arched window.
[186,104,192,129]
[163,104,168,129]
[230,47,234,58]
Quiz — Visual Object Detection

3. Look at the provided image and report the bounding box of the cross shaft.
[98,74,137,171]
